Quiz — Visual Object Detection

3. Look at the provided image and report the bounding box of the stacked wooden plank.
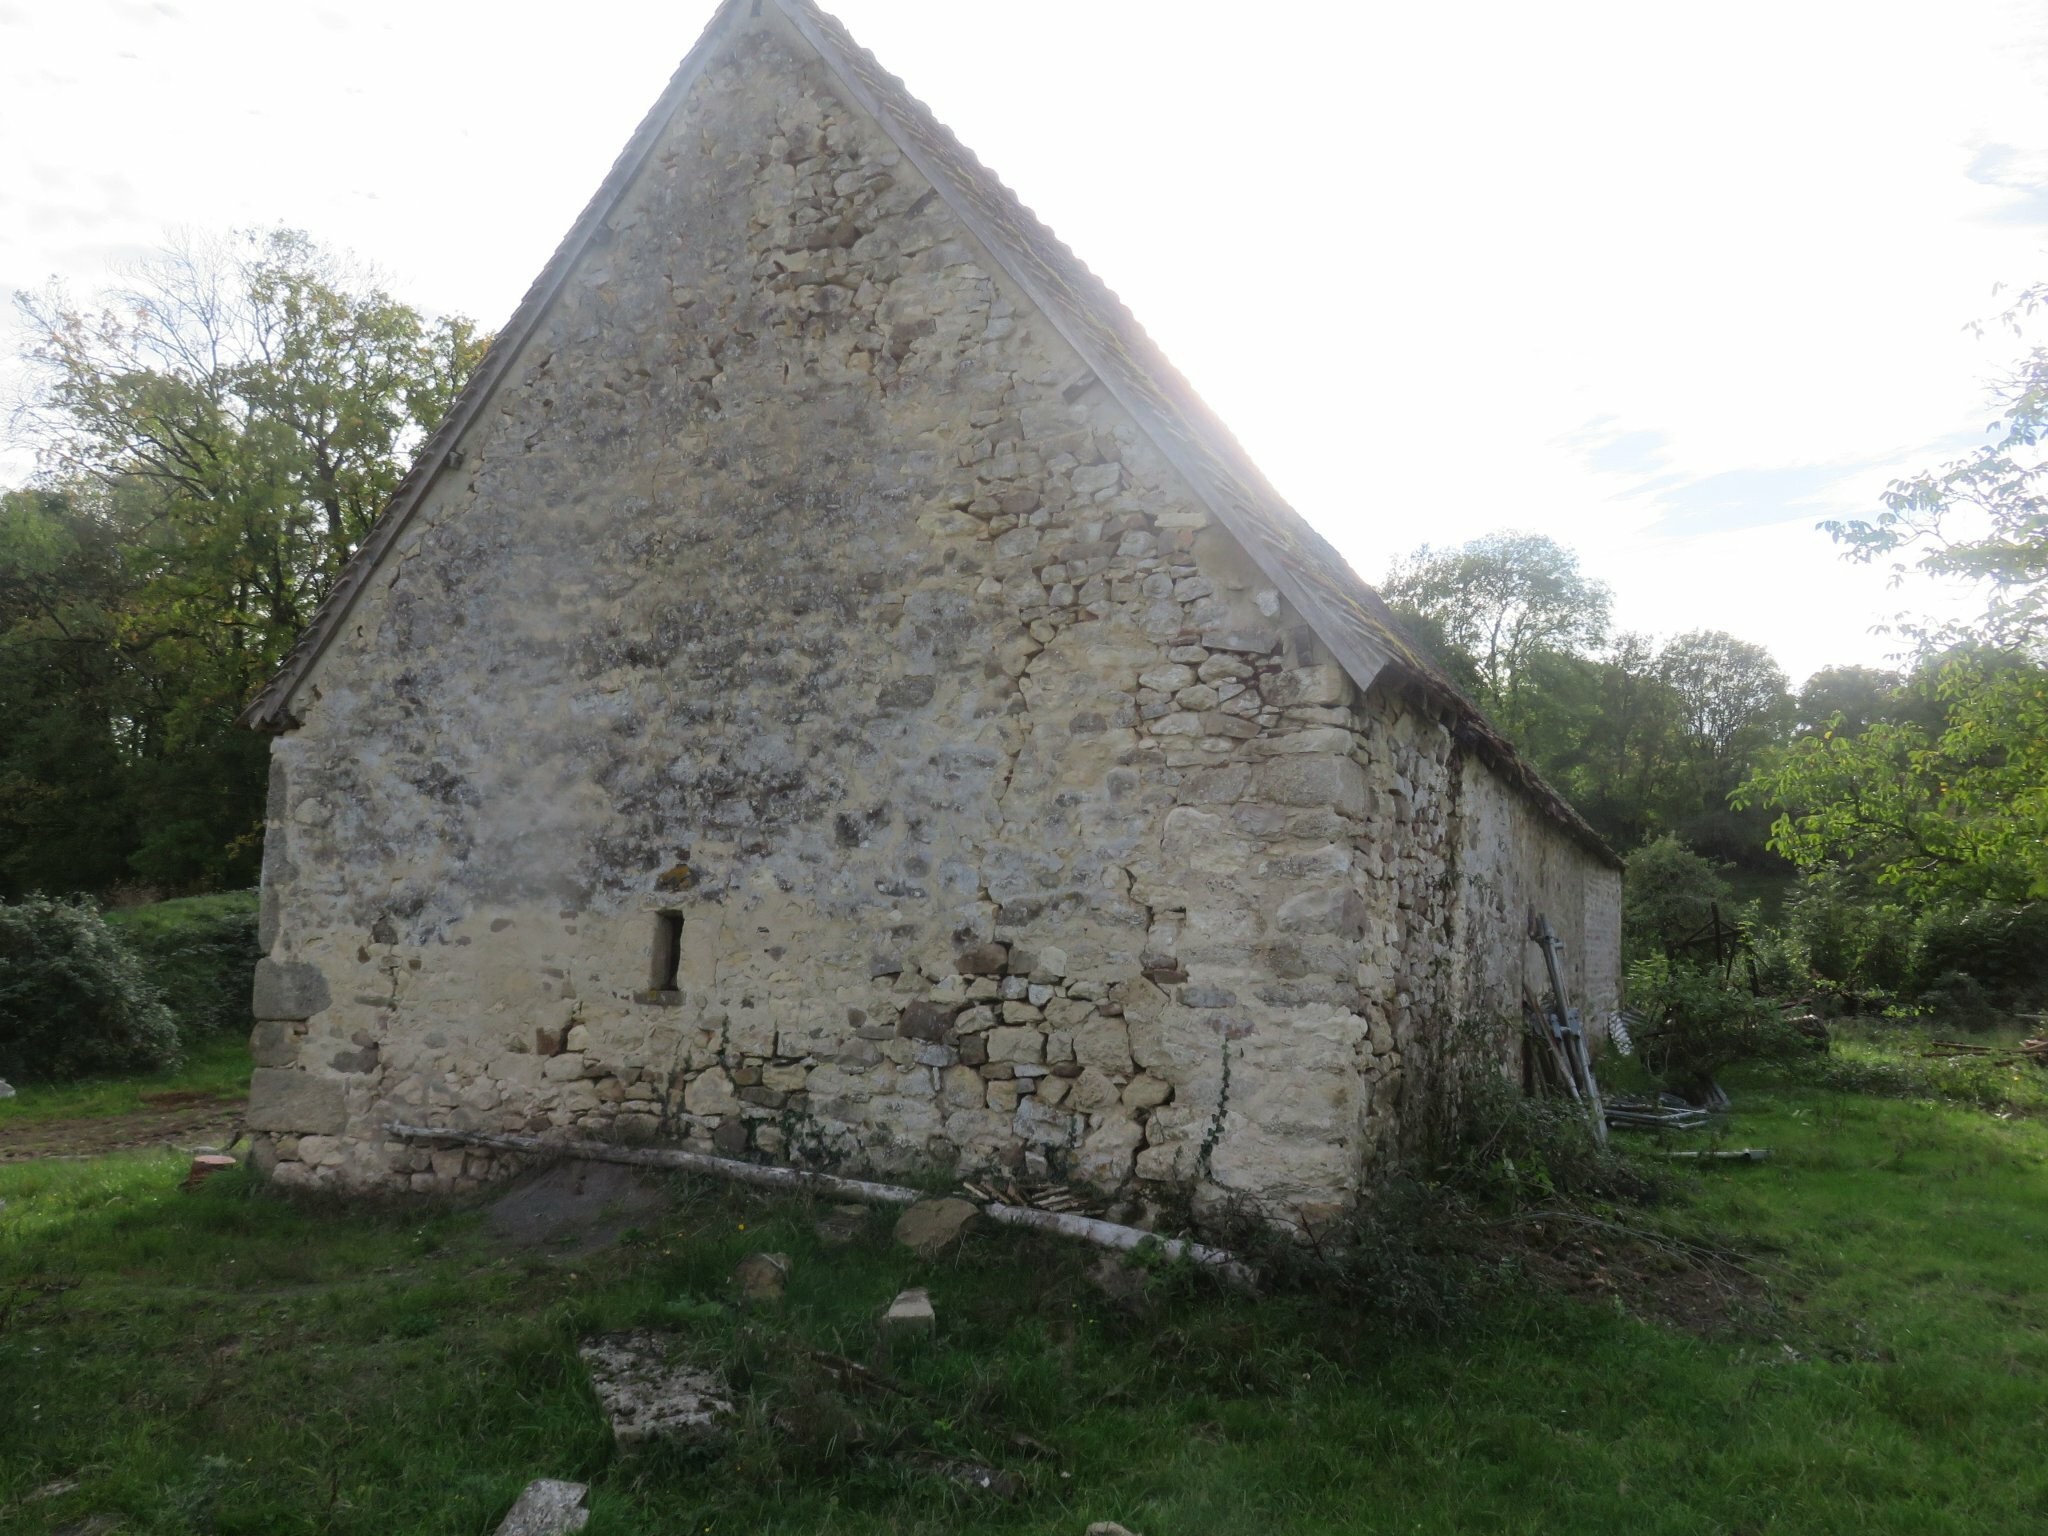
[960,1179,1094,1216]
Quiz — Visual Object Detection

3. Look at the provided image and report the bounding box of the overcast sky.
[4,0,2046,684]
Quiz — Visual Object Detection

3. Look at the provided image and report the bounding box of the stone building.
[236,0,1621,1220]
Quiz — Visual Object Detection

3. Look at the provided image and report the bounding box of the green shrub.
[1910,903,2048,1007]
[1439,1057,1657,1207]
[1915,970,2000,1030]
[1736,902,1806,997]
[105,891,260,1037]
[1625,954,1812,1095]
[1623,835,1729,961]
[1194,1034,1659,1331]
[0,894,181,1080]
[1737,880,2047,1016]
[1784,869,1915,1007]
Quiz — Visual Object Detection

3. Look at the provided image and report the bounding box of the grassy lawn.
[1,1048,2045,1533]
[0,1034,250,1129]
[101,889,259,944]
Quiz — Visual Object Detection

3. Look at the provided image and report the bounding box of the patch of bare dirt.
[484,1159,668,1252]
[139,1089,221,1109]
[0,1097,243,1161]
[1484,1214,1776,1337]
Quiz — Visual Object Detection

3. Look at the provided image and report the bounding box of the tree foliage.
[1622,835,1730,962]
[0,894,180,1081]
[0,487,145,892]
[1658,630,1791,795]
[0,230,483,895]
[1382,531,1612,732]
[1742,648,2048,901]
[1744,284,2048,905]
[1384,536,1790,863]
[1824,281,2048,650]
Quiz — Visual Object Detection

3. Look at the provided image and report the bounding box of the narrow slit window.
[651,912,684,992]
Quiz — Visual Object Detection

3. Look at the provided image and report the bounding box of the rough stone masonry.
[235,0,1622,1225]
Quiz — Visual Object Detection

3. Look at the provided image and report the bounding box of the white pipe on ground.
[387,1121,1253,1287]
[978,1199,1255,1288]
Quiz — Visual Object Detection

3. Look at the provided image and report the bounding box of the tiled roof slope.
[240,0,1619,869]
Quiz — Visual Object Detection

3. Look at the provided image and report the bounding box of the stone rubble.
[492,1480,590,1536]
[881,1287,935,1336]
[577,1332,734,1445]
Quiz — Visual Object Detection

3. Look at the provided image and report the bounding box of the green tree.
[1795,665,1906,737]
[1562,631,1687,849]
[1382,531,1612,732]
[1383,533,1797,863]
[1622,834,1729,961]
[1825,280,2048,649]
[1654,630,1792,862]
[0,487,144,893]
[1745,283,2048,904]
[1742,649,2048,902]
[2,229,485,893]
[1658,630,1793,792]
[16,229,484,676]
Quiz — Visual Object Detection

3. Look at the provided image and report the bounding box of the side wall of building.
[1311,680,1620,1166]
[244,8,1622,1218]
[247,10,1390,1218]
[1447,750,1623,1053]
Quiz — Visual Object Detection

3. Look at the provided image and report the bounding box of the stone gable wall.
[247,9,1618,1220]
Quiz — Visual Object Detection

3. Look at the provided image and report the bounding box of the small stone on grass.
[893,1196,979,1258]
[493,1479,590,1536]
[578,1331,734,1444]
[733,1251,790,1304]
[182,1154,236,1192]
[815,1202,868,1245]
[882,1286,935,1335]
[1085,1251,1149,1305]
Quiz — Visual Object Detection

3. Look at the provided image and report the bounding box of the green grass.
[1804,1018,2048,1118]
[2,1057,2046,1532]
[101,889,259,944]
[0,1034,250,1127]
